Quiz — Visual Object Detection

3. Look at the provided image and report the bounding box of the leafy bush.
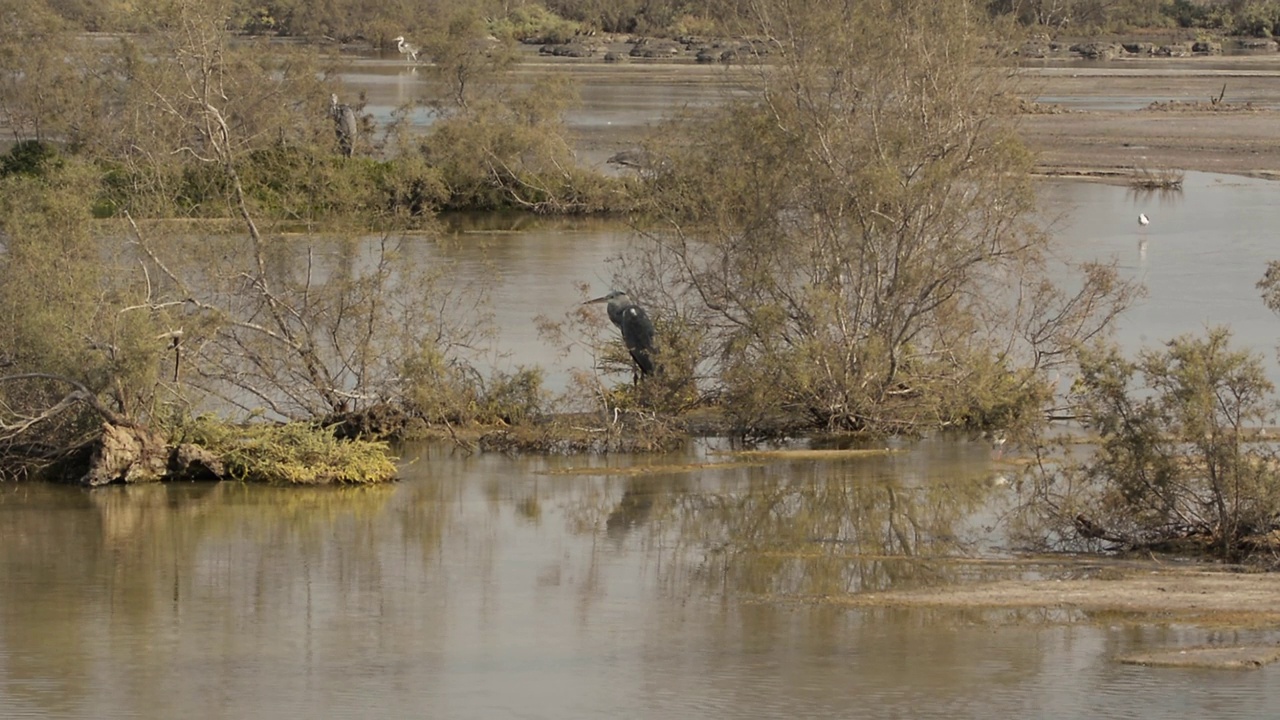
[1231,0,1280,36]
[176,417,397,484]
[400,345,548,426]
[0,141,62,178]
[622,0,1133,435]
[1021,330,1280,560]
[491,4,581,42]
[422,76,622,213]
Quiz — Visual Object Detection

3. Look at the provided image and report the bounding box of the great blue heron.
[330,94,357,158]
[584,290,657,378]
[394,35,419,62]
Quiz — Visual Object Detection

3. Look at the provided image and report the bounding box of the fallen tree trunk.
[83,423,176,486]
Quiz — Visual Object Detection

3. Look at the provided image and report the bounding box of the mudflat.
[1018,55,1280,178]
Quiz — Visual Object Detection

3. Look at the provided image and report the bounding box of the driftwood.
[82,423,170,486]
[79,425,231,486]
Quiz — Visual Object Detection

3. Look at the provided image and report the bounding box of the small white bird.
[1138,212,1150,227]
[393,35,419,62]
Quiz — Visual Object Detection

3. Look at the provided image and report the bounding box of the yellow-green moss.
[177,418,398,485]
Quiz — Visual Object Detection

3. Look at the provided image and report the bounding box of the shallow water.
[420,171,1280,393]
[334,53,742,171]
[327,53,1280,388]
[4,443,1280,719]
[1042,172,1280,386]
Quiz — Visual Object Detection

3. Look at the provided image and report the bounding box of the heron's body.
[607,148,649,169]
[586,290,657,377]
[330,94,357,157]
[1138,212,1150,227]
[394,36,419,62]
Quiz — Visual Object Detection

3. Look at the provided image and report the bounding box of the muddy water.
[4,443,1280,719]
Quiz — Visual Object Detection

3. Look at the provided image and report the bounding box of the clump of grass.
[1130,166,1185,190]
[177,418,398,484]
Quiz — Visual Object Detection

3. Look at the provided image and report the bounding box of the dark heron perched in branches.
[329,94,357,157]
[585,290,657,378]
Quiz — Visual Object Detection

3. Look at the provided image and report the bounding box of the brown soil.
[1017,56,1280,179]
[568,52,1280,181]
[819,561,1280,629]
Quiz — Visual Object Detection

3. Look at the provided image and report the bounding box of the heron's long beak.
[583,295,610,305]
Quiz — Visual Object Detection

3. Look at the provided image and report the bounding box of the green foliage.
[36,0,744,40]
[1229,0,1280,36]
[622,0,1133,435]
[175,417,398,484]
[545,0,703,33]
[400,345,548,426]
[479,368,548,424]
[0,141,62,178]
[0,0,90,144]
[490,3,580,41]
[422,75,620,213]
[983,0,1280,35]
[1024,330,1280,560]
[0,161,170,442]
[1166,0,1213,27]
[96,148,449,222]
[239,146,447,222]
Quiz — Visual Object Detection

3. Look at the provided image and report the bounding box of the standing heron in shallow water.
[329,94,357,157]
[585,290,657,379]
[393,36,419,62]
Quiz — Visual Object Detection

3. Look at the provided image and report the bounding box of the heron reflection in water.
[584,290,658,380]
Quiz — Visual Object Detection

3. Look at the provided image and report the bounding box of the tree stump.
[81,423,171,486]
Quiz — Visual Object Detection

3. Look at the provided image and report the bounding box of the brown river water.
[6,53,1280,719]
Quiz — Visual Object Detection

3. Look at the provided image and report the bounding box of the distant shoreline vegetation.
[36,0,1280,44]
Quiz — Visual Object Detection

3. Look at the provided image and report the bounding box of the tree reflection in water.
[573,446,1012,599]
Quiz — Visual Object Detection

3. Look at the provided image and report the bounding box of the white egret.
[393,36,419,62]
[1138,212,1150,227]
